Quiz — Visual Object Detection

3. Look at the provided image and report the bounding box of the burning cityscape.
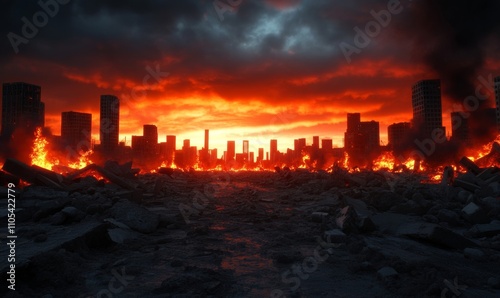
[2,1,500,297]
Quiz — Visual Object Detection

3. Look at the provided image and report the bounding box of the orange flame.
[30,127,93,172]
[30,128,58,170]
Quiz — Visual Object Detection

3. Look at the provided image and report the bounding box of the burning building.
[1,82,45,138]
[412,79,446,138]
[61,111,92,153]
[344,113,380,166]
[388,122,411,152]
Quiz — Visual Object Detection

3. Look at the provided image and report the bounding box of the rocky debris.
[463,248,485,261]
[462,202,490,224]
[2,158,143,192]
[3,153,500,297]
[468,220,500,238]
[110,200,159,234]
[323,229,347,243]
[397,222,477,249]
[377,266,398,281]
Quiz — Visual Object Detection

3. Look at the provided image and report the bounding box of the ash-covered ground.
[1,169,500,297]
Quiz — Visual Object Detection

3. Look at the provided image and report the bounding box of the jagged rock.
[468,220,500,238]
[323,229,347,243]
[111,200,159,233]
[50,212,67,225]
[481,196,500,217]
[377,267,398,281]
[461,202,490,224]
[61,206,86,222]
[463,248,485,260]
[397,222,477,249]
[437,209,460,226]
[311,212,329,223]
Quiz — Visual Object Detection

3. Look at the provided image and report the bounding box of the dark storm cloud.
[1,0,500,146]
[394,0,500,102]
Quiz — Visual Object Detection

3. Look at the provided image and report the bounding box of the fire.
[342,152,349,169]
[372,152,395,171]
[67,149,94,169]
[467,135,500,162]
[30,128,59,170]
[30,127,93,172]
[299,154,311,169]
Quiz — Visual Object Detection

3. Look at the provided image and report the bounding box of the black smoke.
[399,0,500,102]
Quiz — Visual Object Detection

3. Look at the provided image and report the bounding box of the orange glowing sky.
[1,0,500,155]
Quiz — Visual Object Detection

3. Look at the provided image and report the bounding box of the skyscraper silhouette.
[1,82,44,137]
[99,95,119,155]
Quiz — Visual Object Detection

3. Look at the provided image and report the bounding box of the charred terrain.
[1,156,500,298]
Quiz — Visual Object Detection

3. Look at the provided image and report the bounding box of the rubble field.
[1,161,500,297]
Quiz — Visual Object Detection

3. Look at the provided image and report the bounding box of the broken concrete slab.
[104,218,140,244]
[463,248,485,261]
[323,229,347,243]
[377,267,398,281]
[111,200,159,234]
[468,220,500,238]
[311,212,329,223]
[0,221,108,273]
[437,209,461,226]
[397,222,477,250]
[462,202,490,224]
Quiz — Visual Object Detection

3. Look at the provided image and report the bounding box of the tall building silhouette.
[204,129,209,150]
[61,111,91,152]
[243,140,249,161]
[312,136,319,149]
[227,140,235,162]
[412,79,445,137]
[495,76,500,131]
[344,113,380,164]
[388,122,411,151]
[270,139,278,163]
[1,82,44,137]
[99,95,119,155]
[166,135,176,165]
[143,124,158,155]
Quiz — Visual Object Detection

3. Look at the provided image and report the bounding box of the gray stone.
[397,222,477,249]
[468,220,500,238]
[457,190,472,203]
[61,206,86,222]
[111,200,159,233]
[50,212,67,225]
[481,196,500,216]
[461,202,489,224]
[377,266,398,281]
[311,212,329,223]
[437,209,460,226]
[323,229,347,243]
[463,248,485,260]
